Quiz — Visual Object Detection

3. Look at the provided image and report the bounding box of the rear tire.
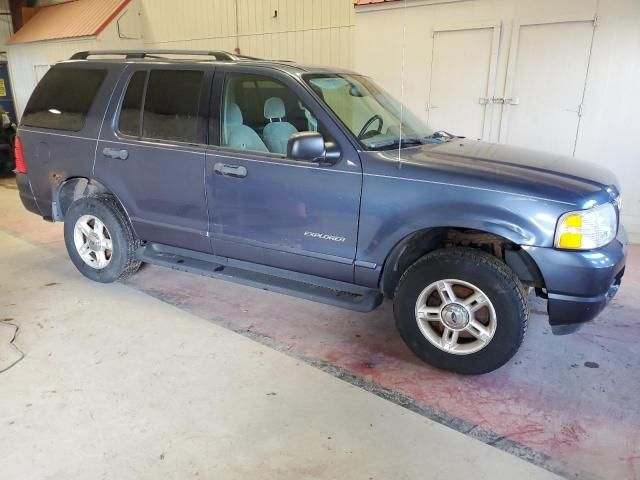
[64,194,141,283]
[393,248,528,374]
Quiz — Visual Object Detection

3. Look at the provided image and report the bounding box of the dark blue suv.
[14,50,627,374]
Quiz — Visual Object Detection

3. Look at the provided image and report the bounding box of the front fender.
[356,174,565,269]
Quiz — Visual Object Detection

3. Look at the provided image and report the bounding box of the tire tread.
[92,194,142,281]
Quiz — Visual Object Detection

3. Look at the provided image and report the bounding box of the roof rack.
[70,50,246,61]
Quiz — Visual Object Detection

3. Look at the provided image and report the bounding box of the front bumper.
[525,226,628,334]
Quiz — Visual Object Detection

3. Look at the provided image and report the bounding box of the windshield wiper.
[368,137,423,150]
[368,130,465,150]
[423,130,461,142]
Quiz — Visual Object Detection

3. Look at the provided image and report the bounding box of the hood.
[390,140,619,207]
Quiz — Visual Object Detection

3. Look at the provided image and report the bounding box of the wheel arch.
[379,226,546,299]
[53,176,134,231]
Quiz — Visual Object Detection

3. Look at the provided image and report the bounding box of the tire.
[393,247,528,375]
[63,194,141,283]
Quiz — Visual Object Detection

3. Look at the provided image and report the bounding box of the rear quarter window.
[118,71,146,137]
[21,68,107,132]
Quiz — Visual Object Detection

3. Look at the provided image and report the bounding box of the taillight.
[14,136,27,173]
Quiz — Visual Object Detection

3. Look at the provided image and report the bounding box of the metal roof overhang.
[8,0,131,45]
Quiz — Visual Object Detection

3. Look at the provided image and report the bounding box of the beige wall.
[7,0,354,119]
[140,0,354,68]
[0,0,13,53]
[354,0,640,241]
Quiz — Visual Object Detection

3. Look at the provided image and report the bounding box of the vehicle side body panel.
[17,62,123,219]
[93,63,213,253]
[205,65,363,282]
[354,148,576,284]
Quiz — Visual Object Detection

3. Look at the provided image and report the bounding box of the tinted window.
[118,71,146,137]
[142,70,204,143]
[22,68,106,131]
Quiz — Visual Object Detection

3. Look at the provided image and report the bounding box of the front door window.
[220,73,319,155]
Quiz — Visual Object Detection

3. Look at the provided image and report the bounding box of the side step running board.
[136,243,384,313]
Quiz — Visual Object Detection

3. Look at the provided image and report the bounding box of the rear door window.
[142,70,204,143]
[22,67,106,131]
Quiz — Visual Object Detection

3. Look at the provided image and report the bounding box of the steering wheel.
[358,114,384,140]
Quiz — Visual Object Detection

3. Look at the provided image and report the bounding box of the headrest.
[225,102,243,126]
[264,97,285,120]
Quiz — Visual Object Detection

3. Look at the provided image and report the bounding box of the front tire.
[394,248,528,374]
[64,195,141,283]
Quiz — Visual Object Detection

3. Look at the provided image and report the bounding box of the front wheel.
[64,194,141,283]
[393,248,528,374]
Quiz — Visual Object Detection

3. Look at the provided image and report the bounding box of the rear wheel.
[64,195,141,283]
[393,248,528,374]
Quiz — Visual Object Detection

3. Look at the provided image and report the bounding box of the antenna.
[397,0,408,170]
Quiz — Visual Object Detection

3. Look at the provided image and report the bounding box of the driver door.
[205,69,362,282]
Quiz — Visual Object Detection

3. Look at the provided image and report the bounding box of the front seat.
[262,97,298,155]
[224,102,268,153]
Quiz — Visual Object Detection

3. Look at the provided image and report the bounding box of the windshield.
[304,73,448,150]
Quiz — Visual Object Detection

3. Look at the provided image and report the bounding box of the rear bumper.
[15,172,42,216]
[525,226,628,334]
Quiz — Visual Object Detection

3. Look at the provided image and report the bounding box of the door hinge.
[593,14,598,27]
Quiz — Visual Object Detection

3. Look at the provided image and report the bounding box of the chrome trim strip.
[206,150,361,174]
[214,232,355,265]
[17,128,574,206]
[18,128,95,141]
[102,139,205,155]
[355,260,377,269]
[131,216,207,237]
[19,128,207,154]
[363,172,575,206]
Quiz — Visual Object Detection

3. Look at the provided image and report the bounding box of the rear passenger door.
[205,68,362,282]
[95,65,213,253]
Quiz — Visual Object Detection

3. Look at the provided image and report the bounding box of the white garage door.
[499,20,595,156]
[427,25,500,140]
[425,17,596,155]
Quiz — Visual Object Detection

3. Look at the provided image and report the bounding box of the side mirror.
[287,131,340,165]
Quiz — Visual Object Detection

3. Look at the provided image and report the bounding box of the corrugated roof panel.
[9,0,131,45]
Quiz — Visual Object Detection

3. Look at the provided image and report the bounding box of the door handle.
[102,147,129,160]
[214,162,247,178]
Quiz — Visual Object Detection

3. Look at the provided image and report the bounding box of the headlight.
[554,203,618,250]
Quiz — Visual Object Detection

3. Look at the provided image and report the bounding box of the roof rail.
[69,50,245,61]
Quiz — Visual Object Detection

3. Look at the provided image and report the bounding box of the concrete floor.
[1,175,638,479]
